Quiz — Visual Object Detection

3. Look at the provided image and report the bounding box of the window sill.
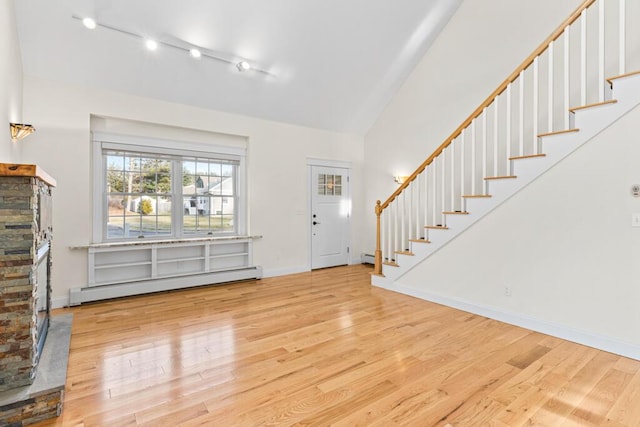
[70,235,262,250]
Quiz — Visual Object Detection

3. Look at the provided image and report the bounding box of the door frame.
[307,157,352,270]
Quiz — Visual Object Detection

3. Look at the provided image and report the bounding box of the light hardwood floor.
[35,265,640,426]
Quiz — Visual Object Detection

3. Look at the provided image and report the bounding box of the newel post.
[374,200,383,275]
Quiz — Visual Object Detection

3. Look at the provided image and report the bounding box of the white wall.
[400,103,640,352]
[0,0,23,162]
[364,0,584,251]
[21,76,364,305]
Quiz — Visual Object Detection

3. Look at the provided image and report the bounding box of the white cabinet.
[87,237,256,287]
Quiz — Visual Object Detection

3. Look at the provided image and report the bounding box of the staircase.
[371,0,640,288]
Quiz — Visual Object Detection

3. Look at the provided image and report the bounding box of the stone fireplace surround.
[0,164,71,426]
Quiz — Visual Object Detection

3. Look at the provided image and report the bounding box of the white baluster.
[619,0,626,74]
[581,9,587,106]
[460,130,465,201]
[548,42,554,133]
[388,201,392,260]
[424,167,428,232]
[494,99,499,177]
[401,191,405,250]
[393,199,398,258]
[408,183,413,242]
[598,0,605,102]
[441,148,446,225]
[519,70,524,156]
[388,209,393,264]
[381,209,386,264]
[482,108,488,195]
[415,174,420,239]
[506,84,512,173]
[387,210,392,260]
[564,26,570,129]
[432,160,437,226]
[471,120,476,197]
[450,138,456,212]
[533,56,539,154]
[408,182,412,242]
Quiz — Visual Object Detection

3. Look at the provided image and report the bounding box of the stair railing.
[374,0,631,276]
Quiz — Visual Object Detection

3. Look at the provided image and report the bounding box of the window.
[182,157,236,235]
[317,173,342,196]
[93,133,246,242]
[105,152,173,239]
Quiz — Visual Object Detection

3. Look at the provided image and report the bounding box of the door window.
[317,174,342,196]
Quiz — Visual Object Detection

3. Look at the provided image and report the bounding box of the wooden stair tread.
[537,128,579,138]
[607,70,640,84]
[462,194,492,198]
[509,153,546,161]
[394,250,414,256]
[382,261,399,267]
[570,99,617,112]
[484,175,517,180]
[409,239,431,244]
[425,225,449,230]
[443,211,469,215]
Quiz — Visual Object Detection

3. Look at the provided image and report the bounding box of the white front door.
[311,165,350,269]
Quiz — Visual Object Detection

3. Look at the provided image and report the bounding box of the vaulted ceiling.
[13,0,462,134]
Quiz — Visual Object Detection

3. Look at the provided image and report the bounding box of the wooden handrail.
[374,0,598,276]
[378,0,596,211]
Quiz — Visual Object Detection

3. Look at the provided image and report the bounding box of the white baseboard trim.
[350,257,366,266]
[262,265,309,278]
[375,281,640,361]
[264,261,367,277]
[51,295,70,309]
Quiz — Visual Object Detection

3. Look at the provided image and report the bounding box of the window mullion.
[101,153,108,242]
[173,159,183,238]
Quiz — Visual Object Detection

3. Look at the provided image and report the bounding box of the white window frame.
[92,132,247,243]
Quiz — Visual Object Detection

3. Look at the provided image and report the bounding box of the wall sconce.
[10,123,36,142]
[394,175,409,184]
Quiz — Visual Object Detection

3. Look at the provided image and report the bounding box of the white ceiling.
[13,0,462,134]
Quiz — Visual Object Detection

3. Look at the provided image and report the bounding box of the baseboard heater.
[69,266,262,305]
[361,253,375,264]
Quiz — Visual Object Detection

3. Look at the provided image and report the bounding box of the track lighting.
[145,39,158,51]
[236,61,251,72]
[71,15,272,76]
[82,17,96,30]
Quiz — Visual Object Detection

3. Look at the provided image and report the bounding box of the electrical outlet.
[504,286,512,297]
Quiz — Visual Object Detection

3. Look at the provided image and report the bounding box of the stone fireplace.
[0,170,52,391]
[0,164,71,426]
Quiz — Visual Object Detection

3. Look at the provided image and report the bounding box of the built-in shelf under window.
[70,236,262,305]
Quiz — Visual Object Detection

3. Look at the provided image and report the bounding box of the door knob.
[313,221,320,225]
